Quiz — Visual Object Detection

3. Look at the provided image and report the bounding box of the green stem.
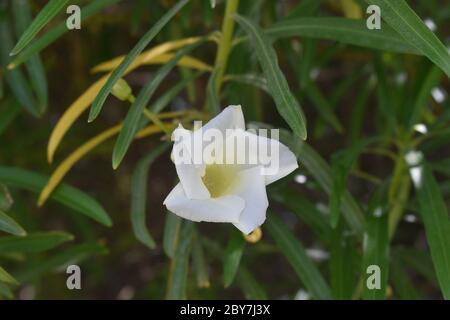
[387,149,411,240]
[213,0,240,93]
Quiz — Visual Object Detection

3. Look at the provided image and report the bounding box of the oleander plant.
[0,0,449,300]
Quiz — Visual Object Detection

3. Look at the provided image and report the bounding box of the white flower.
[163,105,298,234]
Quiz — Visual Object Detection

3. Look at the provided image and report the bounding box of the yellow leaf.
[91,37,201,73]
[47,75,108,164]
[328,0,362,19]
[47,39,211,164]
[39,122,172,206]
[39,125,121,207]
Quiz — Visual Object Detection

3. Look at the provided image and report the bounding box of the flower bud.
[112,78,132,101]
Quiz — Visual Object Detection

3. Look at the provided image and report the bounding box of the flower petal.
[222,130,298,185]
[202,105,245,134]
[259,134,298,185]
[232,166,269,234]
[164,183,245,223]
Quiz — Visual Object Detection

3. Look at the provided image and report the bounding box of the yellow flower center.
[202,164,237,198]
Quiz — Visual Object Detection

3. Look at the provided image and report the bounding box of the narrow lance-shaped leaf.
[201,236,268,299]
[330,139,373,228]
[265,17,420,55]
[89,0,189,121]
[226,73,269,93]
[390,256,423,300]
[10,0,70,56]
[0,15,38,116]
[9,0,122,68]
[192,229,210,288]
[330,220,356,299]
[163,212,183,259]
[407,65,443,128]
[15,243,107,282]
[0,100,21,137]
[206,71,220,116]
[297,142,365,236]
[269,188,331,245]
[223,229,246,287]
[266,212,332,299]
[131,143,170,249]
[305,83,343,134]
[236,268,268,300]
[0,282,14,299]
[0,232,73,254]
[414,164,450,299]
[0,167,112,227]
[362,186,389,300]
[112,40,204,169]
[0,266,18,285]
[235,14,307,140]
[12,0,48,113]
[366,0,450,77]
[166,222,194,299]
[0,184,13,211]
[395,247,438,287]
[0,211,26,236]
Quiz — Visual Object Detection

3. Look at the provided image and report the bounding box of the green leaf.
[286,0,321,19]
[235,14,307,140]
[269,188,331,244]
[10,0,121,68]
[0,232,73,254]
[415,164,450,299]
[89,0,189,122]
[112,40,203,169]
[366,0,450,77]
[373,54,396,131]
[266,213,332,299]
[362,187,389,300]
[350,77,374,142]
[12,0,48,113]
[330,139,372,228]
[265,17,420,55]
[0,210,26,236]
[131,143,170,249]
[0,167,112,227]
[305,83,343,134]
[298,39,317,90]
[432,159,450,177]
[0,15,38,116]
[206,71,220,116]
[227,73,269,93]
[0,100,21,137]
[10,0,70,56]
[236,268,268,299]
[223,229,246,287]
[407,65,443,127]
[394,247,438,287]
[166,222,194,300]
[163,212,182,259]
[0,266,18,285]
[248,125,365,236]
[330,220,356,299]
[192,229,210,288]
[0,184,13,211]
[151,71,203,114]
[390,256,423,300]
[296,142,365,236]
[0,282,13,299]
[15,243,107,282]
